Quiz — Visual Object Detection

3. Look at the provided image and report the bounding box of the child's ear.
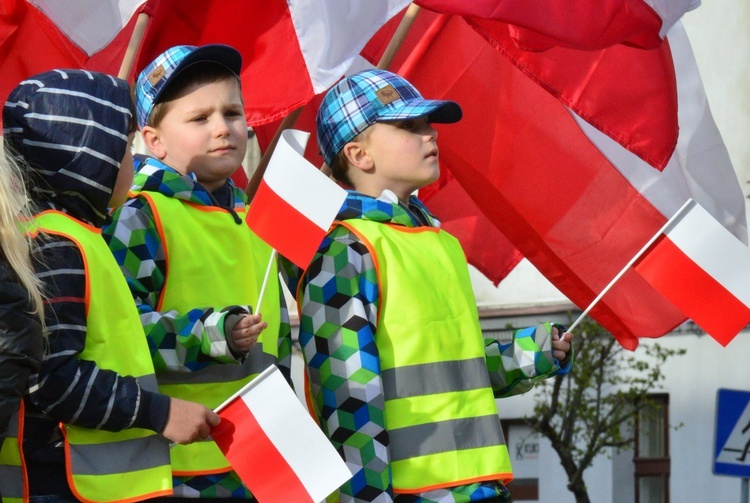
[140,126,166,159]
[342,141,373,172]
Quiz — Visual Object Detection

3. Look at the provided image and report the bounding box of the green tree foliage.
[524,317,685,503]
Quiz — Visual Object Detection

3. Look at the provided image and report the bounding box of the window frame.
[634,393,670,503]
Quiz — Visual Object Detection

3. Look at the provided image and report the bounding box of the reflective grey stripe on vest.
[70,434,170,475]
[157,344,275,385]
[0,413,22,498]
[381,358,491,400]
[389,415,506,462]
[0,464,23,499]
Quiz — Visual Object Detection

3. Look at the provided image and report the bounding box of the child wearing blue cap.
[296,69,575,502]
[103,45,293,500]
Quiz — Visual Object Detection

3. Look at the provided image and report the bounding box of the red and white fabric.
[246,129,347,269]
[0,0,409,126]
[396,14,745,349]
[212,365,352,503]
[635,200,750,347]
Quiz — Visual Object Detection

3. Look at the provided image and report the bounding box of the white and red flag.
[246,129,347,269]
[392,13,746,349]
[212,365,352,503]
[634,200,750,347]
[0,0,409,126]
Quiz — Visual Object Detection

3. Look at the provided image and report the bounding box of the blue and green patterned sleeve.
[298,226,393,503]
[485,322,573,398]
[104,199,243,371]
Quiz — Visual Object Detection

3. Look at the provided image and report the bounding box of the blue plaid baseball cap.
[316,69,462,166]
[135,44,242,128]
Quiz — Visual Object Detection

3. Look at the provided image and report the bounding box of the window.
[503,419,540,501]
[634,394,670,503]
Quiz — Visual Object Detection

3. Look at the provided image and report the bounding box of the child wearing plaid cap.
[103,45,293,500]
[295,69,574,502]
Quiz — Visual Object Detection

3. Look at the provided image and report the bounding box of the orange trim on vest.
[134,192,172,312]
[393,472,514,495]
[61,425,173,503]
[330,220,385,325]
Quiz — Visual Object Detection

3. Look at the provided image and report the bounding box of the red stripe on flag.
[399,14,685,348]
[636,236,750,346]
[247,179,327,268]
[212,397,314,503]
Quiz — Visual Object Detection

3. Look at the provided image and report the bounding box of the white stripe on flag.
[665,201,750,306]
[642,0,701,38]
[287,0,411,92]
[571,21,747,245]
[263,129,347,231]
[241,367,352,502]
[30,0,146,55]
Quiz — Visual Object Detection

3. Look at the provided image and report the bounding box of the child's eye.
[399,120,415,130]
[191,116,207,122]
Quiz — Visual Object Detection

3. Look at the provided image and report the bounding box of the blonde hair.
[0,146,45,323]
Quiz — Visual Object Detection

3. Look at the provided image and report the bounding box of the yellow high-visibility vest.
[133,191,281,475]
[0,210,171,503]
[339,219,513,494]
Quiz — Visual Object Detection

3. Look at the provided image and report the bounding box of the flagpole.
[255,249,278,316]
[117,12,150,80]
[567,199,696,333]
[213,365,277,413]
[377,3,421,70]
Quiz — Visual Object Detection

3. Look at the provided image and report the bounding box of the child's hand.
[228,313,267,355]
[163,398,220,444]
[551,325,573,362]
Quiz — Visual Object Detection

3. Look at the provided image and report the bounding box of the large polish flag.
[246,129,347,269]
[635,200,750,346]
[416,0,699,50]
[397,14,746,349]
[212,365,352,503]
[0,0,409,126]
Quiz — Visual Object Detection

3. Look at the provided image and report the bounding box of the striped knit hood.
[3,69,134,227]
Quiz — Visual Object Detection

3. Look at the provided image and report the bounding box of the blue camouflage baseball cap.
[135,44,242,128]
[316,69,462,166]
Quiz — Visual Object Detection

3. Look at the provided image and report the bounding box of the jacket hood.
[3,69,134,227]
[337,190,440,228]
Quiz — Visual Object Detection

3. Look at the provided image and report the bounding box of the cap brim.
[377,99,462,124]
[152,44,242,104]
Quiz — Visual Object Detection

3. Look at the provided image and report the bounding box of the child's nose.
[214,118,231,136]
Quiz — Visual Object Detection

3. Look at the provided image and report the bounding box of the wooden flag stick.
[377,3,421,70]
[118,12,150,80]
[567,199,696,333]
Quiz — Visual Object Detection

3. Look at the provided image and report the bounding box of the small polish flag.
[212,365,352,503]
[246,129,347,268]
[635,200,750,346]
